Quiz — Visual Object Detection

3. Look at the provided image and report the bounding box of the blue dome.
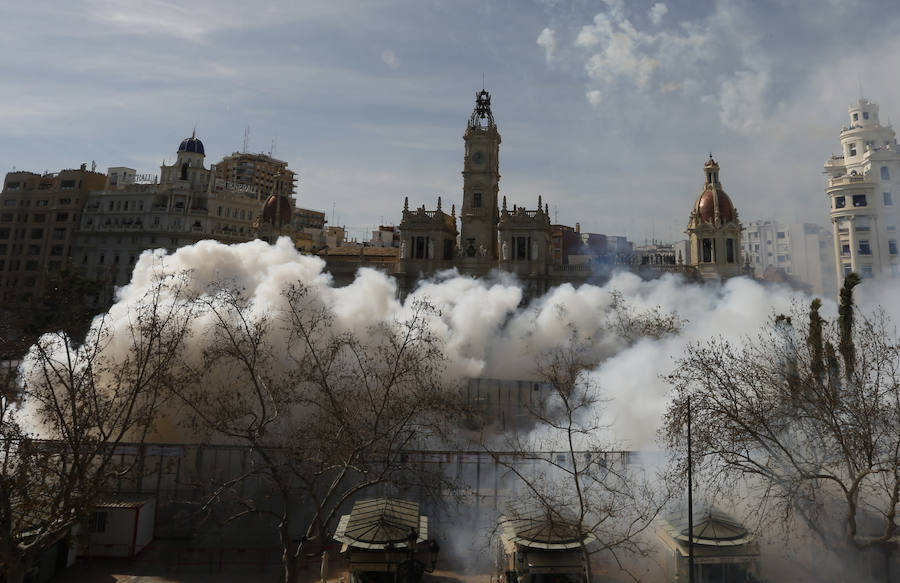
[178,135,205,155]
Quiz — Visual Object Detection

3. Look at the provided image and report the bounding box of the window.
[59,197,71,205]
[885,192,893,206]
[473,193,482,208]
[726,239,735,263]
[0,213,11,222]
[5,181,20,190]
[853,113,859,121]
[60,179,76,189]
[52,228,65,240]
[55,212,68,221]
[108,201,114,211]
[217,206,222,217]
[27,245,39,255]
[849,143,857,156]
[859,240,872,255]
[32,213,45,223]
[88,511,107,533]
[890,240,898,255]
[777,231,785,239]
[24,260,38,271]
[841,243,850,256]
[882,167,891,181]
[35,200,48,207]
[863,111,870,120]
[0,228,9,239]
[777,254,788,263]
[410,236,424,259]
[3,200,16,207]
[513,236,531,260]
[852,194,867,207]
[702,238,713,263]
[862,265,873,278]
[30,228,42,239]
[50,245,63,256]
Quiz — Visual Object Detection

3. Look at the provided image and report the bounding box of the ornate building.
[396,90,555,294]
[74,133,261,302]
[686,156,743,280]
[824,98,900,282]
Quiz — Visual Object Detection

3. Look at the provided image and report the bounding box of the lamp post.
[687,395,695,583]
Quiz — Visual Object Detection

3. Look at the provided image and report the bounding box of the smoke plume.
[21,236,897,449]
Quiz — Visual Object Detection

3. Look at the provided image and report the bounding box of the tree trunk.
[581,544,593,583]
[4,555,26,583]
[280,518,297,583]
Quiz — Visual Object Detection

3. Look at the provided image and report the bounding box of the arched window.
[881,166,891,181]
[181,163,188,180]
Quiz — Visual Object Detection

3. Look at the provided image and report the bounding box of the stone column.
[847,216,859,274]
[831,216,843,287]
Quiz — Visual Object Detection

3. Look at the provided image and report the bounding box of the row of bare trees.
[3,267,898,582]
[665,274,900,582]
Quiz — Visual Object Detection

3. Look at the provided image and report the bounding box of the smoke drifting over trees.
[19,236,845,448]
[664,275,900,582]
[9,236,900,581]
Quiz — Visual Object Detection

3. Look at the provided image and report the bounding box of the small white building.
[86,496,156,558]
[741,220,837,297]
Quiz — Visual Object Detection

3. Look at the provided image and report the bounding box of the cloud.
[381,49,400,69]
[586,90,603,106]
[536,27,557,63]
[718,69,769,133]
[648,3,668,26]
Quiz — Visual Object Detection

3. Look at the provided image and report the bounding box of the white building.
[741,220,837,297]
[824,98,900,283]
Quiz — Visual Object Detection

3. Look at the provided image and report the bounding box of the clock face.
[472,150,485,164]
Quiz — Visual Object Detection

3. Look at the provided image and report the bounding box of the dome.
[177,135,205,155]
[695,186,735,223]
[261,194,293,228]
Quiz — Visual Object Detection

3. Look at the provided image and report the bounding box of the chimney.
[575,222,581,233]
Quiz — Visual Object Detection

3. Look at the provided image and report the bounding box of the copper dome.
[261,194,293,228]
[695,187,735,223]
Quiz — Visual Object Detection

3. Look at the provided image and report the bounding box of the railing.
[829,175,869,187]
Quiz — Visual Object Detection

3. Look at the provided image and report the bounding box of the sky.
[5,0,900,243]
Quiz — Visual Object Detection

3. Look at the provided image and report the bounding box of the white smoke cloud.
[23,237,899,452]
[381,49,400,69]
[648,3,668,26]
[536,27,557,63]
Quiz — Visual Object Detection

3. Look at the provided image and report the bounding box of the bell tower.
[460,89,501,259]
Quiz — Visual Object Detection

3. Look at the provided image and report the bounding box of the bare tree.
[664,274,900,582]
[173,281,458,583]
[0,272,194,583]
[484,297,681,582]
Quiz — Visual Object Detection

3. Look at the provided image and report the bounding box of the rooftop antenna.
[482,72,485,90]
[243,126,250,153]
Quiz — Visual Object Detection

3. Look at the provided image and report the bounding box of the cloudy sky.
[5,0,900,242]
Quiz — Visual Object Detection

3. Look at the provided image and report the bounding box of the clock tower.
[460,89,501,259]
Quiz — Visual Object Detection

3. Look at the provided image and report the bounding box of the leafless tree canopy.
[485,296,681,583]
[172,281,460,583]
[0,272,194,583]
[664,274,900,572]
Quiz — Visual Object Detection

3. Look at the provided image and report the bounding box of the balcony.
[828,174,868,188]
